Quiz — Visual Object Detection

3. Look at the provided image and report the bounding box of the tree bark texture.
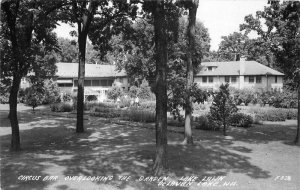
[153,0,168,176]
[295,87,300,144]
[76,33,87,133]
[9,75,22,151]
[184,0,199,145]
[75,1,97,133]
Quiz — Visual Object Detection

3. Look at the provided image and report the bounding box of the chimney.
[239,55,246,75]
[239,56,246,89]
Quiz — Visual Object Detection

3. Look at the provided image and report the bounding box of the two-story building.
[195,59,284,91]
[54,62,129,101]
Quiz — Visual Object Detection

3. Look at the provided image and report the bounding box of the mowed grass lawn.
[0,104,299,190]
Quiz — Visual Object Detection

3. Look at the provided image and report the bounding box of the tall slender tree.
[61,0,138,133]
[240,1,300,144]
[1,0,61,150]
[70,0,98,133]
[182,0,199,145]
[152,0,169,176]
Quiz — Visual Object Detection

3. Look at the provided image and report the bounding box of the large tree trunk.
[76,33,87,133]
[153,0,168,176]
[9,74,21,151]
[183,0,199,145]
[294,87,300,144]
[75,1,97,133]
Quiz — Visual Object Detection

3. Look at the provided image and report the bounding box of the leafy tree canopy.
[240,1,300,89]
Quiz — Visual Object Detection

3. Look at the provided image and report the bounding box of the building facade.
[195,59,284,91]
[55,62,129,101]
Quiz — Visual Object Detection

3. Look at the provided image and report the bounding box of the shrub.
[119,97,131,108]
[210,83,238,135]
[245,107,298,121]
[62,93,72,102]
[129,85,140,98]
[123,108,156,123]
[139,101,156,111]
[194,115,220,131]
[107,84,123,100]
[0,80,10,104]
[43,79,61,104]
[25,85,44,111]
[230,88,256,106]
[84,102,117,111]
[228,113,253,128]
[86,95,97,102]
[138,79,153,100]
[18,88,26,103]
[92,107,121,118]
[50,102,73,112]
[286,109,298,120]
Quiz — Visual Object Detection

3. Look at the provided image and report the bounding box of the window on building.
[275,76,277,83]
[249,76,254,83]
[256,76,262,83]
[107,80,114,86]
[84,80,91,86]
[58,83,73,87]
[231,76,237,83]
[202,76,207,83]
[207,67,212,71]
[92,80,100,86]
[100,80,107,86]
[208,76,213,83]
[225,76,230,83]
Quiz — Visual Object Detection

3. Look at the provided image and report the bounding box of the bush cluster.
[230,88,298,108]
[139,101,156,111]
[50,103,73,112]
[194,114,220,131]
[18,79,61,105]
[228,113,253,128]
[245,107,298,121]
[123,108,156,123]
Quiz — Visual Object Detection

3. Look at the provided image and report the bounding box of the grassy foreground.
[0,104,299,190]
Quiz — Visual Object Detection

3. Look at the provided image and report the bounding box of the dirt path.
[0,104,299,190]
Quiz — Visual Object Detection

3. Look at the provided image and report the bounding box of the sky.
[54,0,268,51]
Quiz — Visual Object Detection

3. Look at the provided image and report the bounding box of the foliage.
[84,101,116,111]
[229,87,298,108]
[228,113,253,128]
[240,1,300,89]
[62,93,72,102]
[168,79,209,121]
[218,32,251,61]
[50,102,73,112]
[43,79,61,104]
[210,83,238,135]
[24,85,44,111]
[139,101,156,111]
[128,85,140,98]
[86,95,97,102]
[107,84,123,100]
[194,114,220,131]
[0,81,10,104]
[244,106,298,121]
[138,79,153,100]
[123,107,156,123]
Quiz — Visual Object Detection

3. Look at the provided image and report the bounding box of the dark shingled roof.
[56,62,127,78]
[196,61,284,76]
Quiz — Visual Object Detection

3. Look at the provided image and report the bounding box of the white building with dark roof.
[55,62,129,101]
[195,59,284,91]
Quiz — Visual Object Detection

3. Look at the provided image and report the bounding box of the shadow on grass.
[3,108,296,189]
